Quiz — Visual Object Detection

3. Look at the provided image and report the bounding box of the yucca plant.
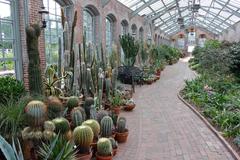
[38,134,77,160]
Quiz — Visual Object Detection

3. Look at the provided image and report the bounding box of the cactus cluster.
[97,138,112,156]
[66,96,79,110]
[100,116,113,137]
[73,125,94,153]
[117,117,127,133]
[25,100,47,127]
[47,96,64,119]
[71,108,83,127]
[52,117,70,134]
[82,119,100,139]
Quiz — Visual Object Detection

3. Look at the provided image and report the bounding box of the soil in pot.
[115,129,129,143]
[112,106,121,115]
[96,153,112,160]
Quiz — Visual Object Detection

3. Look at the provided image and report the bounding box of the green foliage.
[38,134,77,160]
[228,42,240,78]
[82,119,100,139]
[109,92,122,107]
[204,39,221,49]
[97,138,112,156]
[52,117,70,134]
[100,116,113,137]
[119,34,139,66]
[117,117,126,133]
[0,76,25,105]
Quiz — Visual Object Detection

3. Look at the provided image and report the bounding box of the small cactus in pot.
[66,96,79,110]
[82,119,100,140]
[115,117,129,143]
[52,117,70,134]
[47,96,64,119]
[96,138,112,160]
[100,116,113,138]
[71,108,83,127]
[97,110,108,123]
[109,137,118,156]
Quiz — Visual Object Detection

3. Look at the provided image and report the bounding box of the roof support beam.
[215,0,240,17]
[131,0,159,17]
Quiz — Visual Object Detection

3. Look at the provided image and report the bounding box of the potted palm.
[115,117,129,143]
[96,138,113,160]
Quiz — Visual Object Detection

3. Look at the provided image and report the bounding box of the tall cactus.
[26,24,43,95]
[84,97,94,119]
[117,117,126,133]
[97,138,112,156]
[71,109,83,127]
[73,125,94,153]
[100,116,113,137]
[105,77,111,100]
[90,105,97,120]
[86,68,95,96]
[112,68,118,96]
[25,100,47,127]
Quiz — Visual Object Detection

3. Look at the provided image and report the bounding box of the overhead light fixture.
[38,5,49,29]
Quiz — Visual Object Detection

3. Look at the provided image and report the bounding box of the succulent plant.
[105,78,111,99]
[66,96,79,110]
[110,112,118,127]
[25,100,47,127]
[47,96,64,119]
[21,127,32,140]
[90,105,97,120]
[82,119,100,139]
[100,116,113,137]
[52,117,70,134]
[97,110,109,123]
[117,117,126,133]
[43,130,56,140]
[71,108,83,127]
[74,106,86,121]
[73,125,94,153]
[97,138,112,156]
[84,97,94,119]
[109,137,118,149]
[112,68,118,95]
[44,121,55,131]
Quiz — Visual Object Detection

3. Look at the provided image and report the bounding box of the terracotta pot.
[91,139,98,156]
[115,129,129,143]
[145,80,153,85]
[75,151,92,160]
[112,106,121,115]
[113,148,118,156]
[124,104,135,111]
[96,153,112,160]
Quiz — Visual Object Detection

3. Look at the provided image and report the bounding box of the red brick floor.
[114,58,235,160]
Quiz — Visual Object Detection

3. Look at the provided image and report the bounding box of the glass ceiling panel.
[117,0,240,35]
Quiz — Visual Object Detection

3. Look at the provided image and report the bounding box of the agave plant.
[38,134,77,160]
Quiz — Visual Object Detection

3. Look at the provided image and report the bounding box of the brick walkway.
[114,58,235,160]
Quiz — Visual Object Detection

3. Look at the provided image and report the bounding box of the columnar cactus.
[105,78,111,100]
[82,119,100,139]
[25,100,47,127]
[84,97,94,119]
[97,138,112,156]
[97,110,109,123]
[26,24,43,95]
[73,125,94,153]
[86,68,95,96]
[66,96,79,110]
[75,107,87,121]
[47,96,64,119]
[90,105,97,120]
[71,108,83,127]
[100,116,113,137]
[52,117,70,134]
[117,117,126,133]
[112,68,118,95]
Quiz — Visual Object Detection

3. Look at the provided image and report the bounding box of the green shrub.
[228,42,240,78]
[0,76,25,104]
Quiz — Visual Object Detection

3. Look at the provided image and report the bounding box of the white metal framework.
[117,0,240,36]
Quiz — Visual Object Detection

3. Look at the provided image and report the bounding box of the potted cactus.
[123,98,136,111]
[52,117,72,140]
[115,117,129,143]
[100,116,114,138]
[96,138,113,160]
[109,93,122,115]
[73,125,94,160]
[109,137,118,156]
[47,96,64,119]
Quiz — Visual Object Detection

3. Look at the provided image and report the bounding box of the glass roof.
[117,0,240,35]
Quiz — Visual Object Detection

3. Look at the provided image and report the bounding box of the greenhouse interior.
[0,0,240,159]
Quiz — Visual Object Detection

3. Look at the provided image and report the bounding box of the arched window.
[139,27,144,42]
[131,24,137,38]
[121,20,128,35]
[0,0,21,78]
[105,14,116,55]
[83,9,94,45]
[44,0,62,65]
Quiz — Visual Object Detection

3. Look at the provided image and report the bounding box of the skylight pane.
[150,1,164,11]
[229,15,240,22]
[138,7,152,16]
[219,11,232,18]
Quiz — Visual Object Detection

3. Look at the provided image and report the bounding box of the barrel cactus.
[25,100,47,127]
[100,116,113,137]
[109,137,118,149]
[43,130,56,140]
[84,96,94,119]
[90,105,97,120]
[71,108,83,127]
[66,96,79,110]
[74,106,87,121]
[44,121,55,131]
[97,138,112,156]
[82,119,100,139]
[52,117,70,134]
[105,78,111,99]
[73,125,94,153]
[47,96,64,119]
[117,117,126,133]
[97,110,109,123]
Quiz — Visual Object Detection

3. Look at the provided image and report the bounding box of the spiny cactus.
[100,116,113,137]
[97,110,109,123]
[90,105,97,120]
[71,108,83,127]
[112,68,118,95]
[82,119,100,139]
[117,117,126,133]
[86,68,95,96]
[43,130,56,140]
[84,97,94,119]
[74,106,87,121]
[97,138,112,156]
[73,125,94,153]
[66,96,79,110]
[26,24,43,95]
[47,96,64,119]
[44,121,55,131]
[52,117,70,134]
[109,137,118,149]
[25,100,47,127]
[105,78,111,100]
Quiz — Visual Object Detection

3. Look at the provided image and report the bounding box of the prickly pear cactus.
[117,117,126,133]
[100,116,113,137]
[97,138,112,156]
[82,119,100,139]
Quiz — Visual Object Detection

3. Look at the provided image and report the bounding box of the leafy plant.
[228,42,240,78]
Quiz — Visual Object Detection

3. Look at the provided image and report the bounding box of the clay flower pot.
[112,106,121,115]
[115,129,129,143]
[124,104,135,111]
[75,151,92,160]
[96,153,113,160]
